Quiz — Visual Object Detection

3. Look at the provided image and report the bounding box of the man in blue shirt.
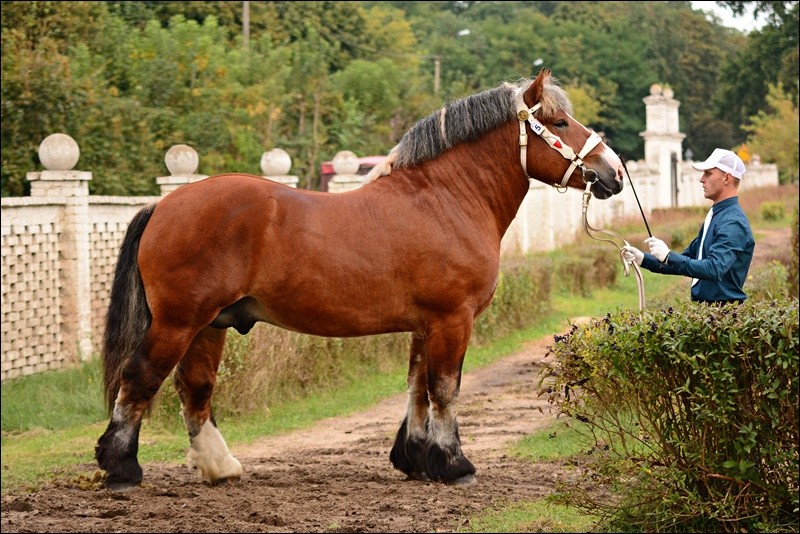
[622,148,755,304]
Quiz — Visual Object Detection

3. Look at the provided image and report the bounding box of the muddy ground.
[1,227,790,533]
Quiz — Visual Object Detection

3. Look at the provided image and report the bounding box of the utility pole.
[242,1,250,49]
[434,55,441,94]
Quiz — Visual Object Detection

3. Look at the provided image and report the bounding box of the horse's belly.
[246,282,411,337]
[259,302,411,337]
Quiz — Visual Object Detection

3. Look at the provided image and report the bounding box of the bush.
[542,299,799,533]
[760,201,786,222]
[551,245,619,297]
[747,261,790,302]
[791,204,799,299]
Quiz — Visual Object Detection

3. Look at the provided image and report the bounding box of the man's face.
[699,168,730,201]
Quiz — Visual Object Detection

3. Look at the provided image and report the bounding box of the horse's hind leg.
[390,333,430,480]
[174,326,243,484]
[96,322,196,489]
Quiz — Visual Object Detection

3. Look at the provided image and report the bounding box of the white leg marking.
[186,419,243,483]
[110,398,137,448]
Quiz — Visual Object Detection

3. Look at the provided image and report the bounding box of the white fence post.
[26,133,93,362]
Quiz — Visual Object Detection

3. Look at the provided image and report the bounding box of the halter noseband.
[515,87,602,192]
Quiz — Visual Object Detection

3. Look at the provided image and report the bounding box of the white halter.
[514,87,603,191]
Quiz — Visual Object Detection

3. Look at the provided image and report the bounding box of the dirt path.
[1,226,791,533]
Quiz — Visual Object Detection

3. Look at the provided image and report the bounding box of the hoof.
[405,471,431,482]
[447,474,477,486]
[97,459,143,491]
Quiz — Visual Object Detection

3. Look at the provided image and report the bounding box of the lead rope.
[581,179,646,311]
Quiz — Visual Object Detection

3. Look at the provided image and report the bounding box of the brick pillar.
[26,133,93,361]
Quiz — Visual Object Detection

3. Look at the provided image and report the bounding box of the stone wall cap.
[27,170,92,182]
[88,196,162,205]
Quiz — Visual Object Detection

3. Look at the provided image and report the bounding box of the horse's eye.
[554,120,568,128]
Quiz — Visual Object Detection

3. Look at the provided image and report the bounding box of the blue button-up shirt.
[640,197,755,302]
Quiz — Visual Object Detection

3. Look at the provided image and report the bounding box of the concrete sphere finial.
[663,87,674,98]
[649,83,662,96]
[261,148,292,176]
[332,150,359,175]
[38,133,80,171]
[165,144,199,175]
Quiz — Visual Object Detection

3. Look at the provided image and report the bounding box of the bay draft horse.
[96,68,624,489]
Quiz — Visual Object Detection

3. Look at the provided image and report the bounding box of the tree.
[744,84,799,183]
[716,1,799,140]
[0,1,112,195]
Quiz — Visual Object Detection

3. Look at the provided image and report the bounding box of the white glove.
[622,245,644,266]
[645,237,671,263]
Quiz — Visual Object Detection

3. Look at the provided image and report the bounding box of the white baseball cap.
[691,148,746,179]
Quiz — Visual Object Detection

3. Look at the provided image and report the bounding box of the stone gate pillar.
[640,84,686,209]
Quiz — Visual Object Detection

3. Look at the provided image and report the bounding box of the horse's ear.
[525,68,551,106]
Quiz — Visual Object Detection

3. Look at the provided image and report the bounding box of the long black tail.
[102,203,157,414]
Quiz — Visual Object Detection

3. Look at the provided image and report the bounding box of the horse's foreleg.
[390,333,430,480]
[174,326,243,484]
[421,312,476,485]
[96,323,195,489]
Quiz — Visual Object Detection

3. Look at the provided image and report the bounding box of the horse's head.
[516,69,623,199]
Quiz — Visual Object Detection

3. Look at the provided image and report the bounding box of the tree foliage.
[2,0,797,196]
[716,2,799,136]
[744,84,800,183]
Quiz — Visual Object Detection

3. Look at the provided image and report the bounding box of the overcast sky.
[690,1,770,33]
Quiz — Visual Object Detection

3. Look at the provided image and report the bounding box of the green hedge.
[544,298,799,533]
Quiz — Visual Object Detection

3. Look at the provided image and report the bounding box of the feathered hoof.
[187,448,244,485]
